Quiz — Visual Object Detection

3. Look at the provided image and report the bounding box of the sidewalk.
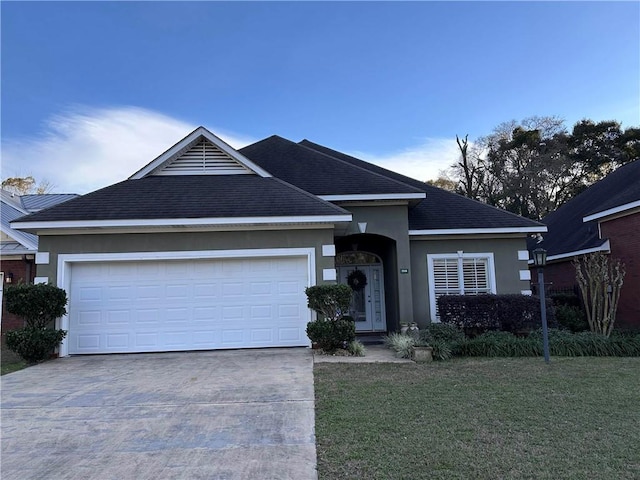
[312,344,413,364]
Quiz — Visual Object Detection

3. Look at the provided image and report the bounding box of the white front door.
[338,265,386,332]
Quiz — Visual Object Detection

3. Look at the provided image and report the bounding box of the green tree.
[450,117,639,219]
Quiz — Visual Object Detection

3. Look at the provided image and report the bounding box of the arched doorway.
[336,251,387,332]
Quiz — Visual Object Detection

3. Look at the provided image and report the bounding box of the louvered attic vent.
[154,139,252,175]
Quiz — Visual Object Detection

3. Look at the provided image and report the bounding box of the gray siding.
[37,229,336,287]
[339,204,413,327]
[410,236,530,325]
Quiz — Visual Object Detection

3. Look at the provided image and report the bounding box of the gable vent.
[154,139,252,176]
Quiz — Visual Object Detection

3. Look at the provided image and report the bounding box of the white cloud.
[351,138,460,183]
[1,107,460,195]
[1,106,256,194]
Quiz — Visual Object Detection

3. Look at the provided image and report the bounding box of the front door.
[338,265,386,332]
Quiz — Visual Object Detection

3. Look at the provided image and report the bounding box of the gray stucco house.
[12,127,545,356]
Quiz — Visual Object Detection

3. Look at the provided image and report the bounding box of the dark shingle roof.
[239,136,425,197]
[15,176,348,223]
[538,160,640,257]
[298,139,543,231]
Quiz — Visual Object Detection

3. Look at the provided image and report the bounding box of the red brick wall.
[1,259,35,334]
[530,212,640,330]
[535,261,579,292]
[600,213,640,330]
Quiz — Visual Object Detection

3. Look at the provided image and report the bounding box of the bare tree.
[1,176,54,195]
[574,252,625,337]
[425,169,457,192]
[455,134,480,198]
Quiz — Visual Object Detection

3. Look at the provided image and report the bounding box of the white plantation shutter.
[433,258,461,296]
[462,258,490,294]
[428,252,496,321]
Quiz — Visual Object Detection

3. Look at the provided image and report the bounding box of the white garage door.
[67,256,310,354]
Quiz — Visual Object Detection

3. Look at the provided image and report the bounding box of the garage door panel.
[222,282,244,296]
[77,310,101,326]
[107,310,130,324]
[194,283,218,298]
[279,327,302,341]
[68,256,310,354]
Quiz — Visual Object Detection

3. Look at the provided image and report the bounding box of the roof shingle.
[298,139,543,231]
[239,136,425,196]
[537,159,640,257]
[15,176,348,223]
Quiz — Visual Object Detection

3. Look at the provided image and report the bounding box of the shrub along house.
[530,160,639,330]
[12,127,545,356]
[1,189,77,337]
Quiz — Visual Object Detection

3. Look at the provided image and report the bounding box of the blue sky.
[2,1,639,193]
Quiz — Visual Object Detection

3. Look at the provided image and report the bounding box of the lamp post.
[532,248,550,363]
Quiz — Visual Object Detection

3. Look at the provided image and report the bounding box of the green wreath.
[347,269,367,291]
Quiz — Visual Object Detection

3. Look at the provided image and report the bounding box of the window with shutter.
[427,252,496,321]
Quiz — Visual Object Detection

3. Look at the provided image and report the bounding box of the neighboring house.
[530,160,639,330]
[12,127,545,356]
[1,190,78,334]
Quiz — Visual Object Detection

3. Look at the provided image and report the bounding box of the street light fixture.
[532,248,550,363]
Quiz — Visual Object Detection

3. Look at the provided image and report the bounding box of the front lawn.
[1,359,27,375]
[314,358,640,479]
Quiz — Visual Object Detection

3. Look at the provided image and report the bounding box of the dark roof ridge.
[299,139,428,190]
[300,139,544,228]
[267,176,350,215]
[294,139,425,195]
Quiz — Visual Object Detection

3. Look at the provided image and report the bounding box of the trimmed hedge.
[437,294,556,335]
[457,329,640,357]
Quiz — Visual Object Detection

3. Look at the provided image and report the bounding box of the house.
[1,189,78,334]
[530,159,639,330]
[12,127,545,356]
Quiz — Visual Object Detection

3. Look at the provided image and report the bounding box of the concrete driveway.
[1,348,317,480]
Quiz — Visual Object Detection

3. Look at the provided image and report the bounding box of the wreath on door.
[347,269,367,291]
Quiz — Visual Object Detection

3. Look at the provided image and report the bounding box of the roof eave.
[409,226,547,236]
[582,200,640,223]
[527,240,611,264]
[0,225,38,251]
[11,214,353,234]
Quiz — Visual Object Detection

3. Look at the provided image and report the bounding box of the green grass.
[1,359,27,375]
[314,358,640,480]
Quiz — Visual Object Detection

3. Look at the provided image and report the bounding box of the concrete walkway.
[313,344,413,364]
[1,348,316,480]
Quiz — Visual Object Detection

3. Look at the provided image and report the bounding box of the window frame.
[427,251,497,322]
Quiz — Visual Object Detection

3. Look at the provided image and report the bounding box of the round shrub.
[555,305,589,332]
[5,283,67,328]
[5,328,67,364]
[306,316,355,352]
[419,323,466,344]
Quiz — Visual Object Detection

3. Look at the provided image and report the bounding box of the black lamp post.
[532,248,550,363]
